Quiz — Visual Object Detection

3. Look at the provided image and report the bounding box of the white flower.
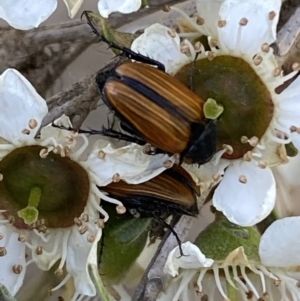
[131,0,300,226]
[98,0,142,18]
[0,69,171,299]
[163,217,300,301]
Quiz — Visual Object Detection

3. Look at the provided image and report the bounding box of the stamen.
[0,247,7,256]
[212,266,229,300]
[258,265,279,281]
[240,266,260,299]
[232,266,249,293]
[51,274,71,292]
[92,185,124,208]
[223,266,237,289]
[261,43,270,53]
[32,229,51,242]
[182,39,196,58]
[171,271,196,301]
[57,232,69,270]
[239,175,247,184]
[250,266,267,294]
[54,268,64,276]
[163,160,173,168]
[268,11,276,20]
[98,150,106,159]
[22,128,30,135]
[116,205,126,214]
[28,119,38,129]
[222,144,234,155]
[253,55,263,66]
[35,246,43,255]
[218,20,227,28]
[112,173,121,182]
[89,193,109,222]
[12,264,23,274]
[239,18,248,26]
[72,134,89,159]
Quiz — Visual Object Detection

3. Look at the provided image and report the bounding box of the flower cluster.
[1,0,300,300]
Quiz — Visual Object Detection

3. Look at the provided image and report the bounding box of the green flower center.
[0,145,90,229]
[175,56,274,159]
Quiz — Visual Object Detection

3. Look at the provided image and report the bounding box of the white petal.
[131,23,191,75]
[259,216,300,267]
[196,0,223,38]
[87,142,173,186]
[66,226,102,296]
[217,0,281,56]
[213,161,276,226]
[62,0,84,18]
[0,0,57,30]
[164,242,214,277]
[0,69,48,143]
[98,0,141,18]
[0,225,26,296]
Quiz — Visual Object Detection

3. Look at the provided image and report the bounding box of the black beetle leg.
[82,11,165,72]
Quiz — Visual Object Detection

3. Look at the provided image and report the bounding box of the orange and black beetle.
[84,12,217,165]
[101,164,199,253]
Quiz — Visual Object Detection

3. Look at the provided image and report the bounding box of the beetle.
[82,11,217,165]
[100,164,200,254]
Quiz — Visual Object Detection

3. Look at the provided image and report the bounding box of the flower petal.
[0,0,57,30]
[0,225,26,296]
[259,216,300,267]
[87,142,173,186]
[98,0,141,18]
[0,69,48,143]
[131,23,191,75]
[217,0,281,56]
[62,0,84,18]
[66,226,102,296]
[164,242,214,277]
[213,161,276,226]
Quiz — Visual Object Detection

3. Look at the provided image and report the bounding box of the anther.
[28,119,38,129]
[212,173,221,182]
[246,291,254,299]
[222,144,234,155]
[8,215,15,224]
[35,246,43,255]
[116,205,126,214]
[60,148,66,157]
[290,125,299,133]
[248,136,259,147]
[87,234,95,243]
[81,213,89,222]
[261,43,270,53]
[167,28,177,38]
[292,62,300,71]
[207,51,216,61]
[239,18,248,26]
[210,39,218,48]
[39,148,49,159]
[29,222,37,230]
[195,289,204,297]
[194,41,202,52]
[98,150,106,159]
[239,175,247,184]
[0,174,3,181]
[0,247,7,256]
[39,225,48,233]
[273,67,281,77]
[55,268,64,276]
[97,219,105,228]
[143,144,152,154]
[65,137,74,144]
[241,136,249,144]
[74,217,82,227]
[12,265,23,274]
[71,131,78,138]
[274,279,281,286]
[18,234,27,242]
[258,160,267,169]
[243,151,253,161]
[112,173,121,182]
[162,4,171,12]
[268,11,276,20]
[196,16,205,25]
[218,20,226,27]
[0,233,3,240]
[53,146,59,154]
[180,43,190,54]
[163,160,173,168]
[253,55,263,66]
[79,225,89,235]
[22,128,30,135]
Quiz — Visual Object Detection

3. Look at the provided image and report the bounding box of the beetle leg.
[83,11,165,71]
